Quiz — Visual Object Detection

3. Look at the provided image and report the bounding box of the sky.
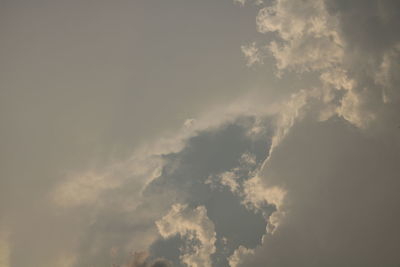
[1,0,400,266]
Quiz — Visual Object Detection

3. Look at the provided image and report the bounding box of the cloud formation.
[232,0,400,266]
[118,250,172,267]
[246,0,400,129]
[47,114,282,267]
[156,204,216,267]
[241,42,264,66]
[3,0,399,266]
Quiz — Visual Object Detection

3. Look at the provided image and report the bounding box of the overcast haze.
[1,0,400,266]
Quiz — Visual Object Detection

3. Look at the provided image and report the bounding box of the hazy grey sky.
[1,0,400,267]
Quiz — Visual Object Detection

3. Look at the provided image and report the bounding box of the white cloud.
[230,1,400,266]
[374,43,400,104]
[241,42,264,66]
[242,176,286,234]
[156,204,216,267]
[219,171,240,193]
[228,245,254,267]
[239,152,257,167]
[256,0,343,72]
[251,0,400,129]
[269,89,314,154]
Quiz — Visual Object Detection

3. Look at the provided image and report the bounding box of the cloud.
[125,251,149,267]
[52,93,328,266]
[6,1,398,266]
[120,251,172,267]
[227,245,254,267]
[230,0,400,266]
[52,171,121,207]
[242,176,286,234]
[241,42,264,66]
[233,0,263,7]
[233,0,247,6]
[149,259,173,267]
[52,150,164,208]
[144,115,275,266]
[43,114,282,267]
[218,171,240,193]
[248,0,400,129]
[256,0,343,72]
[0,230,10,267]
[50,0,400,265]
[235,116,400,266]
[156,204,216,267]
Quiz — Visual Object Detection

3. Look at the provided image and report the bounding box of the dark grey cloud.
[118,251,172,267]
[142,116,275,266]
[52,115,277,267]
[230,0,400,266]
[237,115,400,266]
[150,259,173,267]
[325,0,400,55]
